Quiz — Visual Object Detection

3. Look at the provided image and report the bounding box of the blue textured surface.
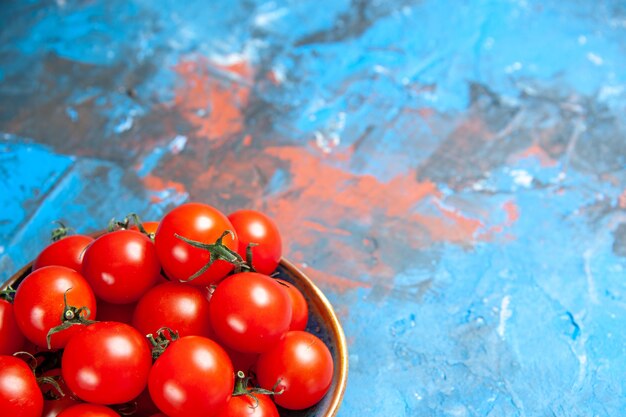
[2,1,626,415]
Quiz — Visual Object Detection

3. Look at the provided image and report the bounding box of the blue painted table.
[2,1,626,415]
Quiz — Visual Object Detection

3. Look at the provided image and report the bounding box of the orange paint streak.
[517,144,557,167]
[503,200,520,225]
[173,58,250,141]
[298,265,370,292]
[432,202,484,239]
[301,220,352,236]
[266,146,480,245]
[142,174,186,194]
[266,70,281,85]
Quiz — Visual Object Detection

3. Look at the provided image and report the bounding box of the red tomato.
[57,404,120,417]
[227,210,282,275]
[130,221,160,237]
[256,331,333,410]
[209,272,291,353]
[154,203,239,286]
[130,387,161,417]
[132,282,212,338]
[40,367,79,398]
[276,279,308,331]
[33,235,94,273]
[0,299,26,354]
[40,369,81,417]
[42,396,81,417]
[216,393,279,417]
[13,266,97,349]
[0,355,43,417]
[62,322,152,404]
[148,336,234,417]
[82,230,160,304]
[96,300,136,324]
[222,345,259,375]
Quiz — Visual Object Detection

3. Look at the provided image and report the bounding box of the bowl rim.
[280,258,349,417]
[1,256,349,417]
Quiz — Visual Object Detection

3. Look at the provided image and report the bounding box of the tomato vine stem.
[46,288,97,349]
[51,221,71,242]
[174,230,249,281]
[231,370,284,409]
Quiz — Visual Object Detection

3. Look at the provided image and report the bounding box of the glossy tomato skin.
[56,404,120,417]
[0,299,26,354]
[132,282,213,338]
[82,230,160,304]
[130,221,160,236]
[41,396,81,417]
[62,322,152,405]
[222,345,259,375]
[216,393,279,417]
[149,336,234,417]
[13,266,97,349]
[209,272,292,353]
[130,387,161,417]
[227,210,282,275]
[96,300,136,325]
[155,203,238,286]
[256,331,334,410]
[0,355,43,417]
[33,235,95,274]
[276,279,308,331]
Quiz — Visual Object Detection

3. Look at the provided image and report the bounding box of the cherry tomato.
[13,266,97,349]
[62,322,152,404]
[222,345,259,375]
[149,336,234,417]
[130,387,161,417]
[130,221,160,236]
[155,203,238,286]
[256,331,333,410]
[57,404,120,417]
[41,369,81,417]
[216,393,279,417]
[132,282,213,338]
[0,355,43,417]
[33,235,94,273]
[0,299,26,354]
[209,272,291,353]
[276,279,308,331]
[227,210,282,275]
[82,230,160,304]
[96,300,136,324]
[42,396,81,417]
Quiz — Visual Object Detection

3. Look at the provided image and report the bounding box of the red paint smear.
[266,70,281,85]
[299,265,370,291]
[265,146,483,247]
[502,200,520,225]
[301,220,352,236]
[430,202,484,243]
[517,144,557,167]
[173,58,250,140]
[142,174,187,203]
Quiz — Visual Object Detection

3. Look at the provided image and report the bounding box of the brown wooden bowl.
[2,257,348,417]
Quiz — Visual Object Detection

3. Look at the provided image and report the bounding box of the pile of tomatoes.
[0,203,334,417]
